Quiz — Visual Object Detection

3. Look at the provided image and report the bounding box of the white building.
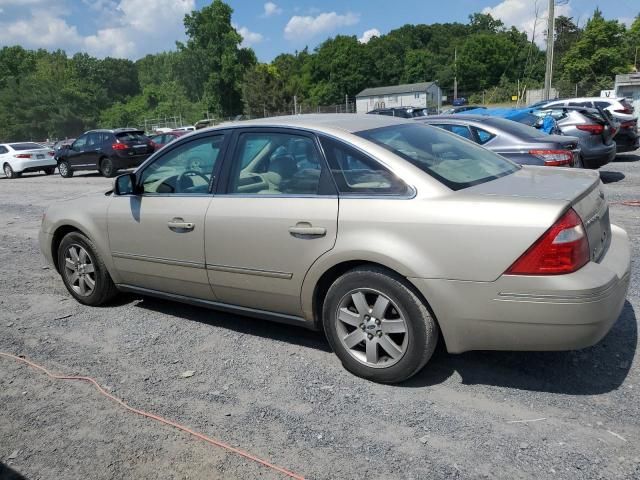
[355,82,441,113]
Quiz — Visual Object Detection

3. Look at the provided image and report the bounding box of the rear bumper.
[581,142,616,169]
[410,224,631,354]
[11,158,57,172]
[111,154,150,170]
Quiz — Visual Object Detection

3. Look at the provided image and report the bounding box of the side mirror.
[114,173,137,195]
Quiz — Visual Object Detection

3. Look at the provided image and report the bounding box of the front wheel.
[58,160,73,178]
[323,267,439,383]
[57,232,118,306]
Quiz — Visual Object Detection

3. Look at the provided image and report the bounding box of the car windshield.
[10,142,45,150]
[357,123,519,190]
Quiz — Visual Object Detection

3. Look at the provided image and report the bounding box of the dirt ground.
[1,153,639,480]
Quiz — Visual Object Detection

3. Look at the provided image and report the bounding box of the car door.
[205,128,338,316]
[107,132,228,300]
[84,132,104,168]
[66,134,90,168]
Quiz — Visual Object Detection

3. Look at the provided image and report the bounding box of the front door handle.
[168,218,195,231]
[289,222,326,237]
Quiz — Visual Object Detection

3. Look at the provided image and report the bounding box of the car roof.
[197,114,413,135]
[86,127,143,133]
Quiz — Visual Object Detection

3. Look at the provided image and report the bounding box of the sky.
[0,0,637,61]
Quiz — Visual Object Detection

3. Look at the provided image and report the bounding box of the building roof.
[356,82,435,98]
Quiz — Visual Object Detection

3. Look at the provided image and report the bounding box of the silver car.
[39,115,631,383]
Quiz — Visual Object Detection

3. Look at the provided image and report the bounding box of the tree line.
[0,0,638,141]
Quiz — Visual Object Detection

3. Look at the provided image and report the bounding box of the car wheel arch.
[306,259,444,344]
[51,224,113,278]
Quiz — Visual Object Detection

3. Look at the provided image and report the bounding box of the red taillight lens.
[505,208,590,275]
[112,143,128,150]
[14,153,32,158]
[620,120,636,129]
[528,149,573,166]
[614,108,633,114]
[576,124,604,135]
[48,151,55,156]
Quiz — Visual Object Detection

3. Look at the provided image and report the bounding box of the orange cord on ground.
[0,352,305,480]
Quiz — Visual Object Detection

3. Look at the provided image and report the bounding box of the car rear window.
[10,143,45,150]
[115,131,147,141]
[357,123,519,191]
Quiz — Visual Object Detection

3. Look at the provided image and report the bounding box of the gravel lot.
[1,153,639,480]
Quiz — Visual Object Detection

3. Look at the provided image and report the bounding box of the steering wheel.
[177,170,210,192]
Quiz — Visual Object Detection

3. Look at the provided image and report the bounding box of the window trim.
[216,127,337,198]
[133,131,230,196]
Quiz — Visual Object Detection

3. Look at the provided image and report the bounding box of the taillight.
[621,120,636,129]
[48,151,55,156]
[112,143,128,150]
[614,108,633,114]
[14,153,32,158]
[576,124,604,135]
[505,208,589,275]
[528,149,573,166]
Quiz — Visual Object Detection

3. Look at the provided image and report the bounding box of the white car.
[543,97,635,121]
[1,142,57,178]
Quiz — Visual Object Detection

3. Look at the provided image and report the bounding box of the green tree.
[176,0,256,116]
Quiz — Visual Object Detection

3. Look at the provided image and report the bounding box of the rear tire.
[323,266,439,383]
[575,154,585,169]
[3,163,21,179]
[58,160,73,178]
[57,232,118,306]
[99,157,116,177]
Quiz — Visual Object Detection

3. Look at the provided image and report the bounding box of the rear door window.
[436,124,474,141]
[320,136,408,195]
[472,127,496,145]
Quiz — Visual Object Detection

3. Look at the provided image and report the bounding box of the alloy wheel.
[58,162,68,176]
[63,244,96,297]
[335,289,408,368]
[4,165,11,178]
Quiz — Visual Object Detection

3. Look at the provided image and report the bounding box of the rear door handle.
[289,222,326,237]
[168,218,195,231]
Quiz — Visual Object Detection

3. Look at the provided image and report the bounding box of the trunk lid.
[467,166,611,262]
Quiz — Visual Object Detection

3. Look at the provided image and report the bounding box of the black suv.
[57,128,155,178]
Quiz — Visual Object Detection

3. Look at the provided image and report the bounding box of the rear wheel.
[58,232,118,306]
[323,266,439,383]
[44,167,55,175]
[574,154,585,169]
[3,163,21,179]
[99,157,116,177]
[58,160,73,178]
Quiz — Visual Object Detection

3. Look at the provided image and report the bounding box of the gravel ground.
[1,154,639,480]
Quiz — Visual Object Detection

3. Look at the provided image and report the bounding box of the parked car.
[464,107,618,169]
[419,114,580,167]
[1,142,56,178]
[39,114,631,383]
[56,128,155,178]
[441,105,486,115]
[524,107,619,168]
[173,126,195,132]
[536,97,638,153]
[367,107,428,118]
[452,97,467,106]
[149,130,187,150]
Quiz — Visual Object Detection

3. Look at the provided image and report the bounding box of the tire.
[574,154,585,169]
[322,266,438,383]
[99,157,116,177]
[44,167,55,175]
[3,163,21,179]
[57,231,118,306]
[58,160,73,178]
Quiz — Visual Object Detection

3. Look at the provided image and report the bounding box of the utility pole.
[453,47,458,101]
[543,0,555,100]
[345,94,348,113]
[293,95,297,115]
